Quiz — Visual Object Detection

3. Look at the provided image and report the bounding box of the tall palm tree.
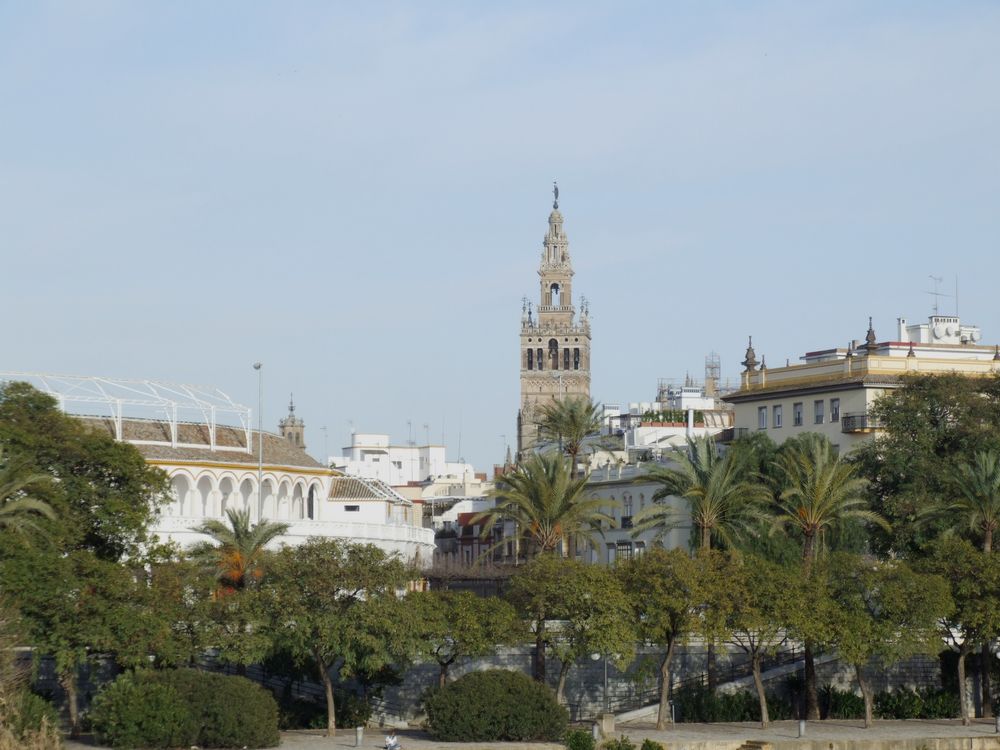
[946,449,1000,717]
[191,508,289,593]
[634,436,769,552]
[537,395,604,478]
[772,434,887,564]
[473,451,616,558]
[948,450,1000,553]
[772,433,888,721]
[0,446,55,537]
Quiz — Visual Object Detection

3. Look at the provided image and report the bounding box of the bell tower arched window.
[537,348,543,370]
[527,348,534,370]
[549,339,559,370]
[550,283,560,307]
[563,348,570,370]
[574,348,580,370]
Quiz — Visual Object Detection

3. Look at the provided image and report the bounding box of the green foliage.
[636,436,769,551]
[818,685,864,719]
[189,508,288,593]
[600,736,635,750]
[874,688,958,719]
[564,727,596,750]
[424,669,567,741]
[671,685,794,723]
[478,452,615,556]
[263,538,411,733]
[538,395,605,476]
[3,692,59,741]
[406,590,523,687]
[88,669,279,749]
[640,740,665,750]
[855,373,1000,556]
[88,672,198,749]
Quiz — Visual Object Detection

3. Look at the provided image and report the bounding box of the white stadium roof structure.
[0,372,252,454]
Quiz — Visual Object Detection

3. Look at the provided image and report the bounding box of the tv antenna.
[924,275,953,316]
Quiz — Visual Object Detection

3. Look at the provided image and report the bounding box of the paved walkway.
[64,720,1000,749]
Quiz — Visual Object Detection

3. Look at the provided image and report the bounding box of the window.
[574,348,580,370]
[536,348,543,370]
[773,405,783,428]
[549,339,559,370]
[527,348,533,370]
[758,406,767,429]
[392,460,402,469]
[563,348,570,370]
[616,541,633,561]
[345,505,360,512]
[793,402,803,427]
[635,541,646,557]
[830,398,840,422]
[814,400,825,424]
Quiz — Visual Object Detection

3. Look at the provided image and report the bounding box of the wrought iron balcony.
[841,412,882,433]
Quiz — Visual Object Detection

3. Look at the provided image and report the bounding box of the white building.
[1,373,436,564]
[332,432,478,487]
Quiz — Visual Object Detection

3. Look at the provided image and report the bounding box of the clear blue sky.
[2,2,998,471]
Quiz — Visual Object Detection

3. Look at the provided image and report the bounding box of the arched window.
[563,348,570,370]
[527,348,534,370]
[550,283,561,307]
[574,348,580,370]
[307,486,316,520]
[537,348,543,370]
[549,339,559,370]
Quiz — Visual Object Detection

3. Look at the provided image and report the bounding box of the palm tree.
[772,433,888,721]
[634,436,769,552]
[473,451,616,558]
[946,449,1000,717]
[0,446,55,537]
[537,395,604,478]
[191,508,289,593]
[948,450,1000,553]
[772,434,887,564]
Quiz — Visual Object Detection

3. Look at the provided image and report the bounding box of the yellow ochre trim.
[146,458,340,477]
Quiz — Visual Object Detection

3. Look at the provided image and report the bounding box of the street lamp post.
[253,362,263,515]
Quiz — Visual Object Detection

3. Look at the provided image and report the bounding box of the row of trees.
[479,379,1000,726]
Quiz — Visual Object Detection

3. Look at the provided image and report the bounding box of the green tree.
[545,564,635,705]
[263,539,410,735]
[191,507,289,593]
[619,548,703,728]
[854,373,1000,556]
[0,446,54,538]
[772,433,888,720]
[918,538,1000,725]
[824,554,951,727]
[537,395,605,478]
[946,450,1000,553]
[709,554,802,729]
[474,452,615,558]
[0,381,169,560]
[406,590,523,688]
[635,436,768,552]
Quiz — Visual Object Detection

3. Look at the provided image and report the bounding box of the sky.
[2,2,999,471]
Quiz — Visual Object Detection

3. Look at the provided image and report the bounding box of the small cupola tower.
[278,394,306,450]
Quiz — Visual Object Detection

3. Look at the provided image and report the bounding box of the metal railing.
[841,412,881,433]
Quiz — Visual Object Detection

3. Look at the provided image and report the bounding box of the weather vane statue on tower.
[553,181,559,210]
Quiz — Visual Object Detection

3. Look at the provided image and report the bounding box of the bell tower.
[517,183,592,457]
[278,394,306,450]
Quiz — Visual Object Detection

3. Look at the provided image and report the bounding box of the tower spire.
[553,180,559,210]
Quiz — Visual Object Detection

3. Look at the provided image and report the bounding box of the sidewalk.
[63,720,1000,750]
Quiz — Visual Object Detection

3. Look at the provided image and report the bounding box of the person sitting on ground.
[384,729,401,750]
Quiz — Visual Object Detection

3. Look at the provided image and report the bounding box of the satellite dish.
[933,324,946,339]
[946,325,956,336]
[971,330,982,342]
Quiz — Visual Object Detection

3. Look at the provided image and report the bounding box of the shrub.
[335,689,372,728]
[565,728,596,750]
[819,685,864,720]
[276,696,327,730]
[875,688,924,720]
[88,673,197,749]
[601,737,635,750]
[5,692,59,740]
[424,669,567,741]
[672,684,793,722]
[640,740,665,750]
[919,688,959,719]
[89,669,279,748]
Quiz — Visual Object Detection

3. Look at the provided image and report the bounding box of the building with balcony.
[722,315,1000,452]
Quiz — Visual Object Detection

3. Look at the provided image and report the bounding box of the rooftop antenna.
[924,275,953,316]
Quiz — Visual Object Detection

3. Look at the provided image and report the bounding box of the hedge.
[424,669,567,741]
[89,669,279,748]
